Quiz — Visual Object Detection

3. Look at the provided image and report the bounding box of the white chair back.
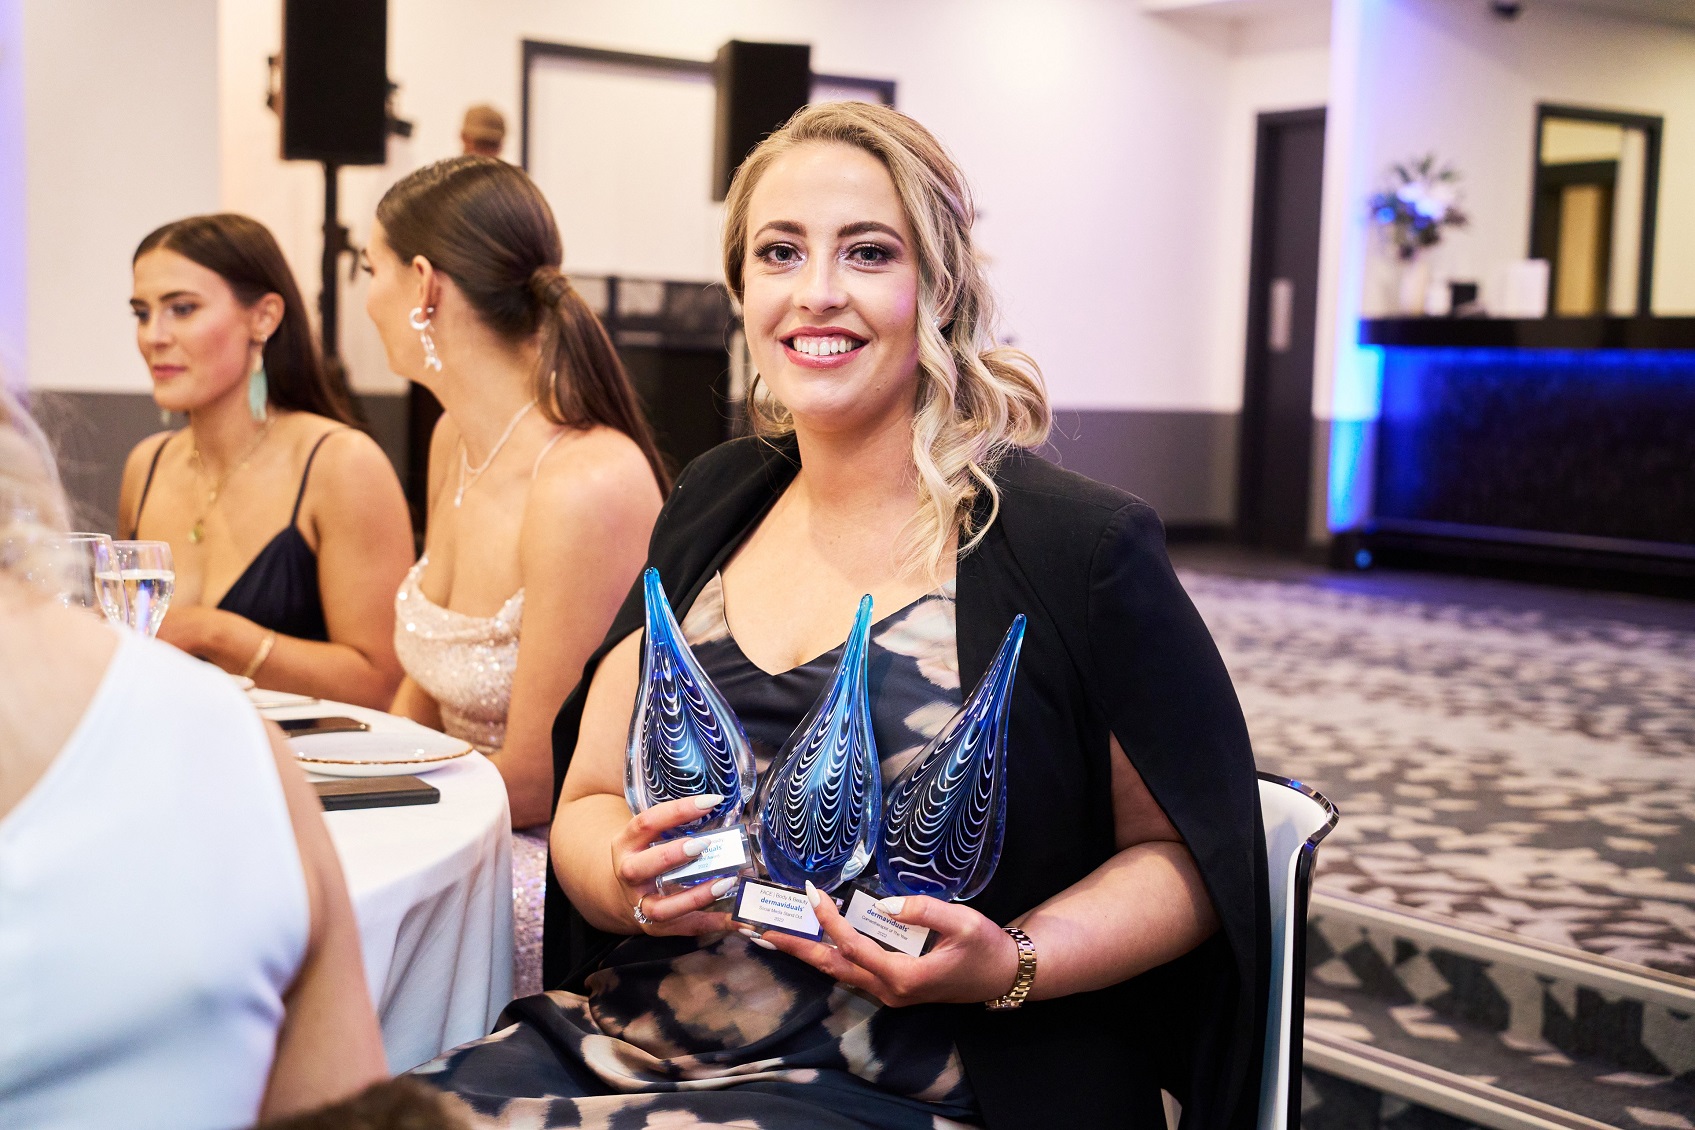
[1256,773,1338,1130]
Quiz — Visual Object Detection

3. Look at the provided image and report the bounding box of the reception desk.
[1355,317,1695,581]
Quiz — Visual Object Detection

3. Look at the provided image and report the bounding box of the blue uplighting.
[1371,346,1695,543]
[1326,346,1383,532]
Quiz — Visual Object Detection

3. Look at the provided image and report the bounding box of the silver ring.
[632,896,653,927]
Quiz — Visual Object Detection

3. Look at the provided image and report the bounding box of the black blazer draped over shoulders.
[546,435,1269,1130]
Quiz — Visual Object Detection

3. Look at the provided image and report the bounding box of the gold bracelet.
[242,630,278,679]
[985,926,1037,1011]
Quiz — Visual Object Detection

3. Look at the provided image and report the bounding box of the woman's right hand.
[610,795,740,937]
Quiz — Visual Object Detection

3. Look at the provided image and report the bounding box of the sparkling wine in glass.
[113,540,174,636]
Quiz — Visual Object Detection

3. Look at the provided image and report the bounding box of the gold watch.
[985,927,1037,1011]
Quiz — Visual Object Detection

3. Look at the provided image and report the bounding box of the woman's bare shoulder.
[121,429,177,480]
[523,427,662,550]
[289,417,407,526]
[118,430,179,532]
[282,415,391,477]
[535,426,661,502]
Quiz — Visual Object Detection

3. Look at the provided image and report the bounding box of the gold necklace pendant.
[187,415,275,547]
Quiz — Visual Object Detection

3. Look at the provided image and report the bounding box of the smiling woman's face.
[740,141,922,438]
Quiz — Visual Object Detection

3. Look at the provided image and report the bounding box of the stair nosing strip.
[1312,890,1695,1010]
[1305,1030,1622,1130]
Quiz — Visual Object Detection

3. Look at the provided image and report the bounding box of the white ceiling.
[1538,0,1695,29]
[1139,0,1324,15]
[1141,0,1695,30]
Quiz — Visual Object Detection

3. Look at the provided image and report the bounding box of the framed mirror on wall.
[1529,104,1662,317]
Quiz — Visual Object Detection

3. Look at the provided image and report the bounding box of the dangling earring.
[248,339,270,422]
[410,306,442,372]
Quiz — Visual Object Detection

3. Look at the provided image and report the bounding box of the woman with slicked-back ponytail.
[364,156,666,996]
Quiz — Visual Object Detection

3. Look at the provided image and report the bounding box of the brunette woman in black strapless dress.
[118,214,413,709]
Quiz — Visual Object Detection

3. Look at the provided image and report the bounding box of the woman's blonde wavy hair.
[722,101,1051,577]
[0,379,73,591]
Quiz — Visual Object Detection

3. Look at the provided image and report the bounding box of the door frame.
[1528,102,1662,317]
[1238,107,1327,544]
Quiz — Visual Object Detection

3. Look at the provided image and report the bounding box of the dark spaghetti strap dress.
[131,431,340,642]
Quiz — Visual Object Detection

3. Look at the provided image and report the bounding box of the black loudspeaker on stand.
[712,41,811,201]
[275,0,389,365]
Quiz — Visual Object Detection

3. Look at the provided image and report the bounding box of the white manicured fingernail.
[878,897,905,915]
[693,794,724,810]
[752,936,778,950]
[738,927,759,938]
[682,838,704,857]
[710,877,736,897]
[804,880,821,908]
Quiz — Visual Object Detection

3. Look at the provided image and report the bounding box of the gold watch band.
[985,926,1037,1011]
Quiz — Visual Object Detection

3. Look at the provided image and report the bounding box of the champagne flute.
[49,532,128,625]
[112,540,174,637]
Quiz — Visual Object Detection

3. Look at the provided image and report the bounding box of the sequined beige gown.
[394,559,547,997]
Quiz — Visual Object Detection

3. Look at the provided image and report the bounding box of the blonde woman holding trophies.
[413,104,1268,1130]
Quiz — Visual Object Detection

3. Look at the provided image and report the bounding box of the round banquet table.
[256,695,514,1073]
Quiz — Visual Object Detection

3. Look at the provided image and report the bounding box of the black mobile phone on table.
[276,716,370,737]
[313,776,440,812]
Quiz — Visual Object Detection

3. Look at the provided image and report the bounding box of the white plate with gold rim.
[290,729,474,777]
[250,688,319,710]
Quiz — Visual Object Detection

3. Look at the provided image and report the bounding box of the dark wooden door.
[1238,109,1326,551]
[1532,162,1617,317]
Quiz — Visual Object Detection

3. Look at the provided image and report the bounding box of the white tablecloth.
[263,700,514,1073]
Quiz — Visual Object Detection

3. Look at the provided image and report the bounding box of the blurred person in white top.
[0,382,386,1126]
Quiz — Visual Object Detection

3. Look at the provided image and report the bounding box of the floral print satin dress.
[416,574,981,1128]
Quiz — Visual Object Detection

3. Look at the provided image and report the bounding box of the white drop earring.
[409,306,442,372]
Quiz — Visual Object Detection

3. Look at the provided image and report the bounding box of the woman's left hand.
[154,604,219,657]
[752,885,1022,1008]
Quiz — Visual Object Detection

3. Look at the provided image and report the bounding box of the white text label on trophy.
[843,889,930,956]
[663,828,747,882]
[733,881,824,940]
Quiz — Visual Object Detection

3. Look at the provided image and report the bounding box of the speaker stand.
[318,160,352,364]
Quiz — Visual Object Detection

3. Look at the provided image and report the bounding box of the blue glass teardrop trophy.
[627,568,759,895]
[843,614,1026,955]
[731,595,881,941]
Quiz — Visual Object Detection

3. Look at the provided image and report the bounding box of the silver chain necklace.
[455,401,536,508]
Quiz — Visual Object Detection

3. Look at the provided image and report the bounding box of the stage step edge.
[1304,1030,1619,1130]
[1311,891,1695,1013]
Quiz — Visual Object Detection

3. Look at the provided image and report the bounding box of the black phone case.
[278,716,370,736]
[313,776,440,811]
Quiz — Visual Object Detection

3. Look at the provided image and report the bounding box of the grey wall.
[31,390,410,533]
[31,391,1243,538]
[1040,408,1239,531]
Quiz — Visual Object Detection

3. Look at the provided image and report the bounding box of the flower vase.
[1396,252,1434,316]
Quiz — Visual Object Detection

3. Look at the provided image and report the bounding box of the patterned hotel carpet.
[1181,572,1695,977]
